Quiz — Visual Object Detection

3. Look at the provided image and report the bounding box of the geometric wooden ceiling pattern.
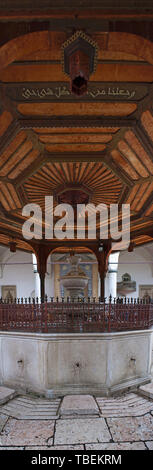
[1,6,153,252]
[0,130,39,180]
[23,162,123,211]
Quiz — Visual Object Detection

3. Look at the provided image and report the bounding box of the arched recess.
[46,243,112,299]
[0,30,153,71]
[47,246,98,300]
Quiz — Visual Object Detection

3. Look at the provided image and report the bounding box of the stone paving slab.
[145,441,153,450]
[60,395,99,416]
[26,445,84,450]
[0,414,8,433]
[0,392,153,449]
[107,414,153,442]
[85,442,146,450]
[0,419,55,446]
[0,447,24,450]
[54,418,111,445]
[0,387,16,405]
[139,382,153,400]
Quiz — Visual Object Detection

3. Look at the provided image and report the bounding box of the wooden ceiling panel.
[0,64,69,82]
[16,240,32,252]
[23,161,123,209]
[125,130,153,175]
[129,183,148,211]
[73,162,89,182]
[0,131,27,170]
[46,143,106,153]
[92,64,153,82]
[0,234,32,252]
[19,31,67,61]
[145,204,153,216]
[17,102,137,117]
[45,163,66,184]
[131,182,153,211]
[133,235,153,246]
[0,30,51,71]
[0,128,40,180]
[2,63,153,83]
[106,31,153,64]
[118,140,149,178]
[0,220,22,234]
[111,149,139,180]
[0,111,13,138]
[126,184,140,205]
[0,140,33,177]
[8,149,40,179]
[0,182,21,211]
[0,234,10,247]
[6,183,21,209]
[79,163,106,185]
[0,186,10,211]
[130,218,153,232]
[38,134,112,144]
[97,51,146,62]
[20,50,145,63]
[141,110,153,143]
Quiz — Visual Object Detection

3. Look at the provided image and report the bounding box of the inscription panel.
[5,82,149,102]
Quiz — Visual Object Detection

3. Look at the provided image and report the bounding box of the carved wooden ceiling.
[0,7,153,253]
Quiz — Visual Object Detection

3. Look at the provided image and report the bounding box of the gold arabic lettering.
[21,86,136,100]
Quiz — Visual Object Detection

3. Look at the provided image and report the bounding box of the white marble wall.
[117,245,153,298]
[0,330,152,396]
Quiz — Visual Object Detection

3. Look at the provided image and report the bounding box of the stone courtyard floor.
[0,386,153,450]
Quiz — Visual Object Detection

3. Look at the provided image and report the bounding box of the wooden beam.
[1,9,153,21]
[19,117,137,129]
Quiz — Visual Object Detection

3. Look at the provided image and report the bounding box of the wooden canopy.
[0,3,153,260]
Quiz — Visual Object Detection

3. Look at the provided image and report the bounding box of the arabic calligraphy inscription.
[6,83,148,102]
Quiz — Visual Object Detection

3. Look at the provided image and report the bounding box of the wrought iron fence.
[0,296,153,333]
[0,295,153,305]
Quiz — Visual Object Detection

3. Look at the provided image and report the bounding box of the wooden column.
[40,272,45,301]
[100,273,105,299]
[94,241,112,300]
[31,243,52,303]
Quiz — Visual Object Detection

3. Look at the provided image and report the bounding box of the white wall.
[118,245,153,298]
[0,250,35,299]
[45,255,54,298]
[0,249,54,299]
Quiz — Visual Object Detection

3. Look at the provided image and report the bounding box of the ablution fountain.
[60,252,88,299]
